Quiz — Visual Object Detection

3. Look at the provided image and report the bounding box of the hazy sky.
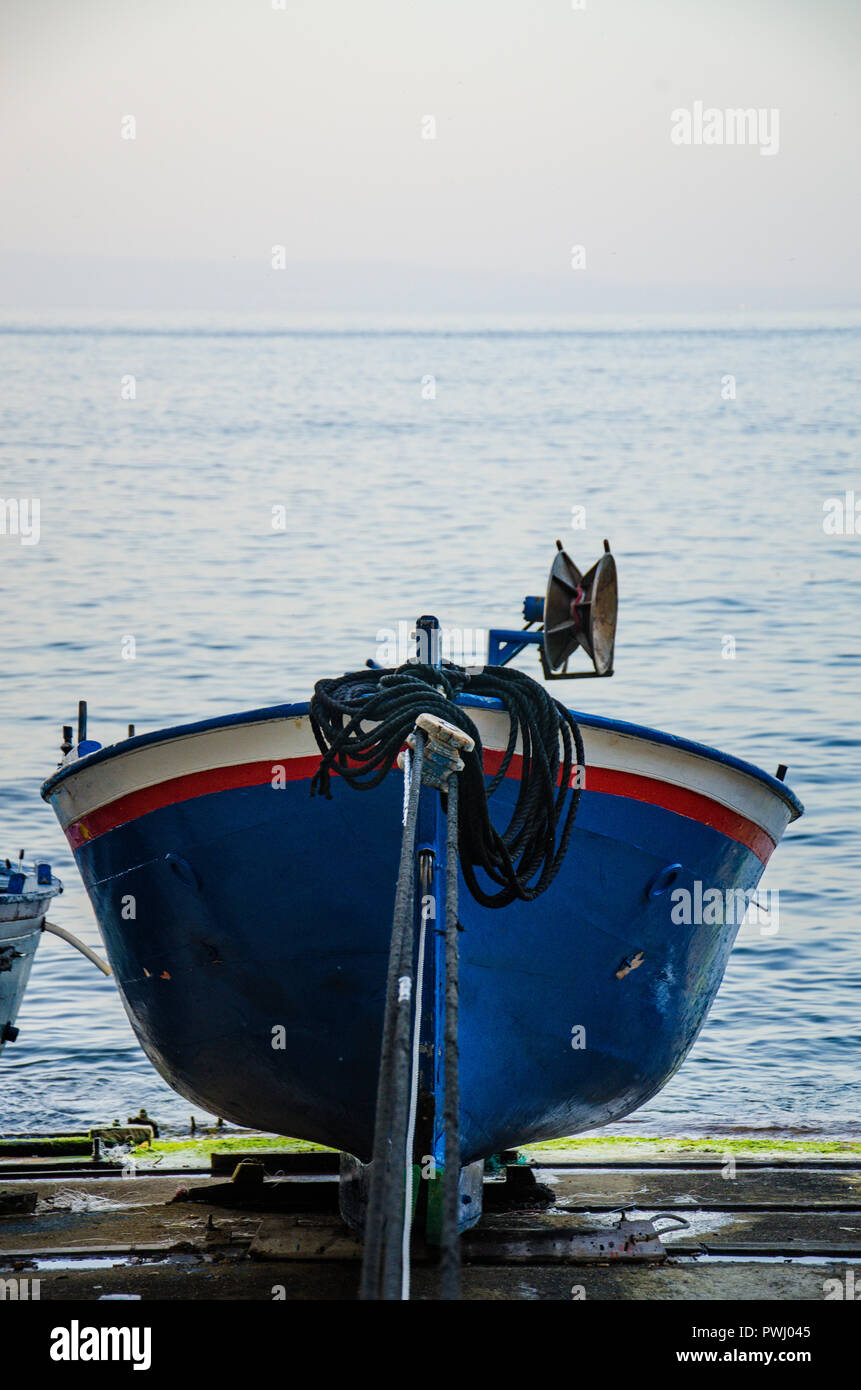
[1,0,859,309]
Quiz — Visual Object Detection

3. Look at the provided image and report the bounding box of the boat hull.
[0,879,59,1052]
[42,700,801,1162]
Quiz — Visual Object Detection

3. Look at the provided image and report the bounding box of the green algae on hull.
[129,1133,336,1165]
[125,1132,861,1168]
[523,1136,861,1159]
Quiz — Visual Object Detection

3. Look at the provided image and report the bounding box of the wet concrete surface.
[2,1162,859,1300]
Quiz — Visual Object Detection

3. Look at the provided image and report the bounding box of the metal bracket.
[487,627,613,680]
[464,1212,676,1263]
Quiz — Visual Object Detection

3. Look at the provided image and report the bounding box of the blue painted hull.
[66,749,774,1162]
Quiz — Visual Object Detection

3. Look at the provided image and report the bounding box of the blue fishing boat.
[41,543,802,1290]
[0,859,62,1051]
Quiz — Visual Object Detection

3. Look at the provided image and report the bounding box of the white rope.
[401,747,412,826]
[42,921,112,976]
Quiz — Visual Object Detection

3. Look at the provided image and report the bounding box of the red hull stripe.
[585,767,774,863]
[63,750,776,863]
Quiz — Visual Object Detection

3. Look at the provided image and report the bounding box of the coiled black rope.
[309,662,585,909]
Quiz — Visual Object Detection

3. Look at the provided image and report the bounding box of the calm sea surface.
[1,311,858,1139]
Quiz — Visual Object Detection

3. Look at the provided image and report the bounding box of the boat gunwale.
[39,695,804,822]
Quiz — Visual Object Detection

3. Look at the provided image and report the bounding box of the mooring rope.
[359,730,426,1302]
[357,729,464,1302]
[310,662,585,908]
[399,850,432,1300]
[327,662,586,1299]
[440,770,461,1300]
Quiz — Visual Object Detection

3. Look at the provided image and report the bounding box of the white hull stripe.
[46,712,791,863]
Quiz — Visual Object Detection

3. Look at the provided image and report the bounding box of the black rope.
[440,771,461,1300]
[310,662,585,909]
[359,731,426,1301]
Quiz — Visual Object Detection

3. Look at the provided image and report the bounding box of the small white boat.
[0,859,62,1051]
